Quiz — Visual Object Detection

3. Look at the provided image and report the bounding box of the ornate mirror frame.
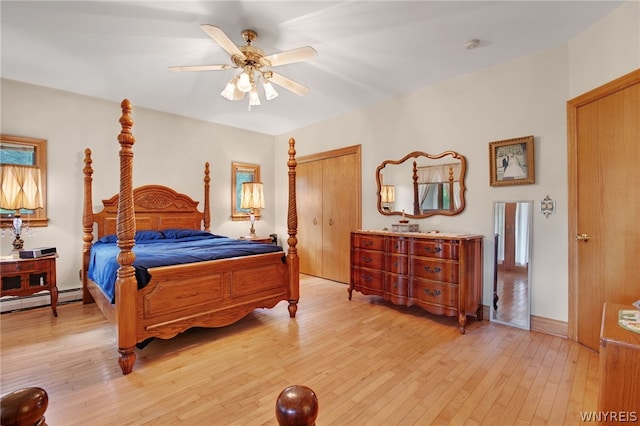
[376,151,467,219]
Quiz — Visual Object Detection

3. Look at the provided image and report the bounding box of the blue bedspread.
[88,229,283,303]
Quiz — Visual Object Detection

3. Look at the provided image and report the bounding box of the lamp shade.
[240,182,265,210]
[381,185,395,203]
[0,165,43,210]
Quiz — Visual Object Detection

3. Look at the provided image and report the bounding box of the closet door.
[322,153,360,283]
[298,160,323,277]
[297,145,362,283]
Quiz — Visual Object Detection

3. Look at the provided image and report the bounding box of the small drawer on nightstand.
[1,258,52,273]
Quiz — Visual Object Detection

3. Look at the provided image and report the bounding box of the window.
[0,135,48,227]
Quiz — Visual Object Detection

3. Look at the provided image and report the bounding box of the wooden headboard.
[82,149,211,239]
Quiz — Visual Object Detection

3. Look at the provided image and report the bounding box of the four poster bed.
[82,99,299,375]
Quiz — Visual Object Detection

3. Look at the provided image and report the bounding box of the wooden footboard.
[137,252,289,340]
[82,99,299,375]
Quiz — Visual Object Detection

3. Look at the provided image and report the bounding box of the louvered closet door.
[322,153,360,283]
[298,160,323,277]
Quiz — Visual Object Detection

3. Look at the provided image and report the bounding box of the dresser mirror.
[376,151,466,218]
[491,201,532,330]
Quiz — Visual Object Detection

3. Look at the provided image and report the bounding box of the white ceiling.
[1,1,623,136]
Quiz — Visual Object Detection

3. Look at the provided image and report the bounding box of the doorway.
[567,69,640,351]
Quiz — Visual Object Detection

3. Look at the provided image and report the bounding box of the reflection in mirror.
[376,151,467,218]
[491,201,532,330]
[231,162,261,221]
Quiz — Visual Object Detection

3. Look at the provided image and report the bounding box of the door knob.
[576,233,590,242]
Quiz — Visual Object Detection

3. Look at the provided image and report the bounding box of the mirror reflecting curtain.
[491,201,532,330]
[376,151,467,218]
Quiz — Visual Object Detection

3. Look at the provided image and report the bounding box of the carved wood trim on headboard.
[93,185,206,237]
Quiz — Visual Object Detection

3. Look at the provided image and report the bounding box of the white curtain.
[417,163,460,184]
[417,163,461,212]
[494,203,505,263]
[0,165,43,210]
[494,202,529,266]
[515,203,530,266]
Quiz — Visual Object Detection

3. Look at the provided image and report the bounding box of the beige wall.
[0,82,275,288]
[273,1,639,323]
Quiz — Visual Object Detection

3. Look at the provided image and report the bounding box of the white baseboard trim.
[0,288,82,313]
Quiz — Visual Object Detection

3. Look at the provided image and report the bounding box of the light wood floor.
[493,269,529,328]
[0,275,599,425]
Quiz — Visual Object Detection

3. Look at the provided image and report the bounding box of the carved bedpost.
[412,160,420,216]
[115,99,137,375]
[82,149,95,304]
[203,162,211,231]
[287,138,299,318]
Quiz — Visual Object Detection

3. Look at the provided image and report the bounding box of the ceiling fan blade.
[168,64,234,72]
[267,72,310,96]
[200,24,246,60]
[262,46,317,67]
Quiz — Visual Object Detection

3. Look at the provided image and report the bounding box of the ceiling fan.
[169,25,317,109]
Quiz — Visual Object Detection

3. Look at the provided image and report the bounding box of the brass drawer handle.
[361,256,373,263]
[361,275,372,282]
[423,266,442,273]
[363,240,373,247]
[424,288,442,297]
[424,246,442,254]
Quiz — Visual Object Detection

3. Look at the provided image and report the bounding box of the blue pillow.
[97,234,118,244]
[135,230,164,241]
[161,228,211,239]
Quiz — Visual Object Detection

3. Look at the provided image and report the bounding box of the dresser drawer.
[351,248,385,270]
[387,254,408,275]
[351,267,384,293]
[412,279,457,308]
[351,233,385,251]
[387,237,408,254]
[410,240,459,260]
[411,257,458,283]
[386,274,409,297]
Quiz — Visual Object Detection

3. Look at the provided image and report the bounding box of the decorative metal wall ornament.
[540,195,556,218]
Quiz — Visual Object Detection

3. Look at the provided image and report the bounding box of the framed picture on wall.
[489,135,535,186]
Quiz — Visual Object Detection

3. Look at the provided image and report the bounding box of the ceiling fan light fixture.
[249,89,261,107]
[221,80,236,101]
[237,71,252,92]
[263,81,279,101]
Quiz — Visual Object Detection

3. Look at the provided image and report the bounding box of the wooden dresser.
[349,230,483,333]
[598,302,640,421]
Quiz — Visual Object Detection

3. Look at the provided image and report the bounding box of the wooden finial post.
[82,148,95,304]
[287,138,299,318]
[203,162,211,231]
[115,99,137,375]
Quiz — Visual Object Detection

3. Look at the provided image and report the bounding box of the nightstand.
[240,235,275,244]
[0,254,58,316]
